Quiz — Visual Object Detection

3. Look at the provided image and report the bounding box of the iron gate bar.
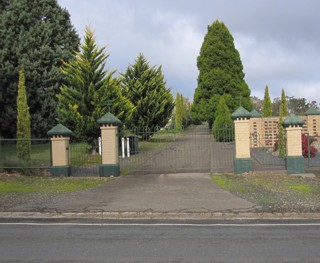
[120,123,234,174]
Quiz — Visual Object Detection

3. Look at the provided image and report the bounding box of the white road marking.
[0,222,320,227]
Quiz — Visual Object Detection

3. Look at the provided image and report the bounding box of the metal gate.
[69,142,100,176]
[120,123,234,174]
[303,134,320,173]
[250,132,286,171]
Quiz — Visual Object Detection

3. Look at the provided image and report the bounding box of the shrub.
[301,134,317,158]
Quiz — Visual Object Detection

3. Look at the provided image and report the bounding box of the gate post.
[47,124,73,176]
[97,112,122,177]
[231,106,253,174]
[283,114,304,174]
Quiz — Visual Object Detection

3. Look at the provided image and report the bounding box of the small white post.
[121,137,125,158]
[98,137,102,155]
[126,137,130,157]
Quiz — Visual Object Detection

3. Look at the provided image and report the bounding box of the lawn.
[0,140,51,168]
[0,176,111,194]
[0,175,113,211]
[212,173,320,212]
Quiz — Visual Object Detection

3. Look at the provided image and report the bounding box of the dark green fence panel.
[250,133,286,171]
[69,142,101,176]
[0,139,51,170]
[120,123,234,174]
[304,134,320,171]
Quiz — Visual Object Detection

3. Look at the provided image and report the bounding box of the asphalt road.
[1,219,320,262]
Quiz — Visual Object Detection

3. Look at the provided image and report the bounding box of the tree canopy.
[0,0,80,138]
[262,85,272,117]
[121,53,174,131]
[16,66,31,160]
[212,96,233,141]
[174,93,191,129]
[191,20,252,126]
[57,27,132,149]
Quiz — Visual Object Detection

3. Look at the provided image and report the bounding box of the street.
[1,219,320,262]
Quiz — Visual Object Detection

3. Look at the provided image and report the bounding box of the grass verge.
[212,173,320,213]
[0,176,111,194]
[0,175,113,211]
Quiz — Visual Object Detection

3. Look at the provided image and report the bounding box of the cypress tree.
[121,53,174,132]
[192,20,252,126]
[212,96,233,142]
[0,0,80,138]
[262,85,272,117]
[175,93,183,130]
[57,27,132,150]
[278,88,288,158]
[16,66,31,161]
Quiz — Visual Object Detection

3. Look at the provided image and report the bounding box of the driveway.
[8,173,255,213]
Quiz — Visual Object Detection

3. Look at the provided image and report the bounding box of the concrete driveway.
[8,173,255,213]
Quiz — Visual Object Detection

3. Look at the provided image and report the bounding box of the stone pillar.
[283,114,304,174]
[97,112,122,177]
[47,124,73,176]
[231,106,253,174]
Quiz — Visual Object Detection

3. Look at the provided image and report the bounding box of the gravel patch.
[213,173,320,213]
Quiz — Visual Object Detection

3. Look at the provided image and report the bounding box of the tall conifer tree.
[212,96,233,142]
[57,27,132,149]
[121,53,174,132]
[16,66,31,161]
[278,88,288,158]
[191,20,252,126]
[0,0,80,138]
[262,85,272,117]
[175,93,183,130]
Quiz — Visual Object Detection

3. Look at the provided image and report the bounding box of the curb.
[1,211,320,220]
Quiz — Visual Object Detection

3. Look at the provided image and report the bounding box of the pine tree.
[16,66,31,161]
[278,88,288,158]
[121,53,174,133]
[57,27,132,150]
[0,0,80,138]
[262,85,272,117]
[212,96,233,142]
[191,20,252,126]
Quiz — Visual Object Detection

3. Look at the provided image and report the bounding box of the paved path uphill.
[120,124,234,174]
[8,173,255,213]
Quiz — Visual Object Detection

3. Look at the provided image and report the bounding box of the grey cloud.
[58,0,320,104]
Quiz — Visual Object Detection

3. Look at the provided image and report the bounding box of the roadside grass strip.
[212,173,320,212]
[0,177,111,194]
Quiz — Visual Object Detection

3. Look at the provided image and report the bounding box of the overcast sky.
[57,0,320,105]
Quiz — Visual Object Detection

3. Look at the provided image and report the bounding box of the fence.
[69,141,101,176]
[250,132,285,171]
[119,127,178,173]
[304,134,320,170]
[0,139,51,171]
[120,124,235,174]
[212,124,234,142]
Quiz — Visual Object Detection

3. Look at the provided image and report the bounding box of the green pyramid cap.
[47,124,73,137]
[250,109,262,118]
[231,106,252,120]
[282,113,304,128]
[97,112,122,126]
[304,107,320,115]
